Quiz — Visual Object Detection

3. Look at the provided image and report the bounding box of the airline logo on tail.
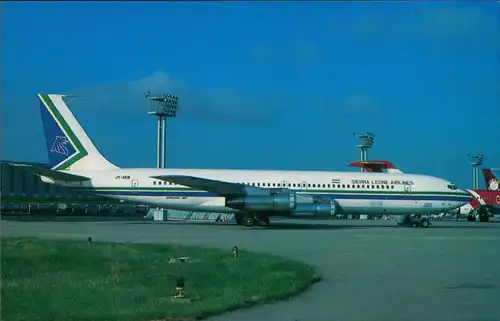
[39,94,87,170]
[50,136,70,155]
[482,169,499,191]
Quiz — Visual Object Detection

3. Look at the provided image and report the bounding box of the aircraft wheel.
[420,218,430,228]
[467,215,476,222]
[257,216,270,227]
[235,215,243,225]
[244,215,255,227]
[479,214,489,222]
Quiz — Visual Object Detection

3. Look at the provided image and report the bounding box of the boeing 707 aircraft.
[13,94,472,228]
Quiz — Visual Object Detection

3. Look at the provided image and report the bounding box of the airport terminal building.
[0,160,146,215]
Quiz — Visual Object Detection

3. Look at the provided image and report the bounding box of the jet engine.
[225,191,296,212]
[289,200,338,218]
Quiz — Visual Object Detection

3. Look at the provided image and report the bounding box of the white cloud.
[340,95,376,113]
[330,4,499,44]
[70,71,279,124]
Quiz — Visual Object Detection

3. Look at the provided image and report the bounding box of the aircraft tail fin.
[482,168,499,191]
[38,94,119,171]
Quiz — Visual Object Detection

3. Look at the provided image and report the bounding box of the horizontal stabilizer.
[152,175,269,197]
[10,163,90,182]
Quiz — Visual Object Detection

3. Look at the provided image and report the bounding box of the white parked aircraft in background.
[13,94,472,228]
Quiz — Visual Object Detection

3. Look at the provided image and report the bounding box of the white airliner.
[15,94,472,228]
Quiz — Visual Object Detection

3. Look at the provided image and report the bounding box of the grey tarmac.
[2,216,500,321]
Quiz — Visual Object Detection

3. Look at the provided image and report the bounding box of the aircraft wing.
[151,175,271,197]
[9,163,90,182]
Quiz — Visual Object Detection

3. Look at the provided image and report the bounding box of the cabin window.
[376,185,380,189]
[328,184,331,188]
[362,185,365,188]
[337,184,341,188]
[391,185,394,189]
[356,185,360,188]
[153,181,157,185]
[347,185,350,188]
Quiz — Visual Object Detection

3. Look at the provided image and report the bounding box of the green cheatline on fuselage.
[78,186,469,197]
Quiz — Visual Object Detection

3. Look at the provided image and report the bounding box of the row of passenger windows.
[152,180,395,190]
[242,182,395,190]
[153,181,176,185]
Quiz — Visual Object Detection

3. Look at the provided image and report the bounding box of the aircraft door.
[281,181,290,189]
[131,179,139,194]
[300,181,308,191]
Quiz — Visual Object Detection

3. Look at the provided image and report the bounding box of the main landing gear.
[467,208,490,222]
[467,213,490,222]
[235,213,270,227]
[397,214,430,228]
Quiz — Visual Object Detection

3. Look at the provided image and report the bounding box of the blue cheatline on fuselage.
[86,189,471,202]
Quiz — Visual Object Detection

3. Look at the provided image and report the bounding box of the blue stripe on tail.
[39,97,77,168]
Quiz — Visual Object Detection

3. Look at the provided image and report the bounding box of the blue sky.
[2,1,499,188]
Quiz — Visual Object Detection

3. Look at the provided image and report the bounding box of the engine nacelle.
[225,191,296,212]
[289,200,338,218]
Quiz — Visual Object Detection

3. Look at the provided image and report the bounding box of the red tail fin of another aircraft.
[348,160,403,173]
[482,169,499,191]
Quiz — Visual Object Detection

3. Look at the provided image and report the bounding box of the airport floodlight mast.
[353,132,375,172]
[468,153,484,189]
[145,91,179,169]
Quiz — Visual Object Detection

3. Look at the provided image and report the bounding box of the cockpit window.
[447,183,457,190]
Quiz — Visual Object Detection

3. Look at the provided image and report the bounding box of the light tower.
[468,153,484,189]
[353,132,375,172]
[146,92,179,168]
